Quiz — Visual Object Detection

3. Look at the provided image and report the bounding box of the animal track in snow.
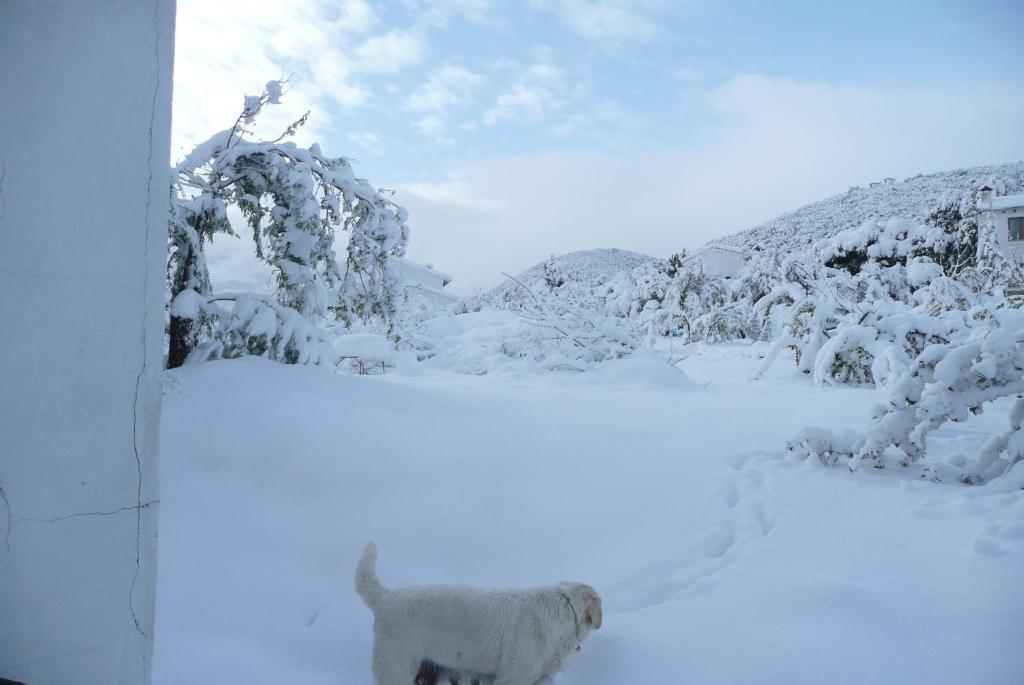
[718,480,739,508]
[610,450,780,615]
[700,523,735,559]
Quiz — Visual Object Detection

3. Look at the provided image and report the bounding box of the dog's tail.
[355,541,386,608]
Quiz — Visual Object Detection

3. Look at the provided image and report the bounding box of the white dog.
[356,542,602,685]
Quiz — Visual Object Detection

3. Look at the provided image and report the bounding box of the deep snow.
[154,345,1023,684]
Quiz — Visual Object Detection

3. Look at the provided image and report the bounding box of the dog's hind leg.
[414,659,441,685]
[371,637,412,685]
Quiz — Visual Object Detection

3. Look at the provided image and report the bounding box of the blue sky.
[174,0,1024,292]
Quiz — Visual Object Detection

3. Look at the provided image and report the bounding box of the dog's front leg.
[490,660,542,685]
[492,673,544,685]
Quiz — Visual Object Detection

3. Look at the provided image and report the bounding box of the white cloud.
[413,115,445,138]
[483,62,565,125]
[529,0,665,41]
[405,0,498,27]
[336,0,379,33]
[354,29,428,74]
[406,64,484,141]
[399,176,500,211]
[348,131,384,153]
[172,0,425,161]
[400,74,1024,293]
[407,65,484,113]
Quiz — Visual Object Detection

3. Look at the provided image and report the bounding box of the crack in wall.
[0,157,7,221]
[0,481,11,571]
[16,500,158,524]
[128,1,163,669]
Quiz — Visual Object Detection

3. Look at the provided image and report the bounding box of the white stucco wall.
[686,246,747,278]
[0,2,175,683]
[992,209,1024,263]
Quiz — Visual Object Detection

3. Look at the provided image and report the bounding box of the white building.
[398,258,457,305]
[976,186,1024,263]
[1,2,173,682]
[683,243,748,279]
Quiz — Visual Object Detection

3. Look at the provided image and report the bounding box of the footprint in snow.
[609,451,781,614]
[700,523,735,559]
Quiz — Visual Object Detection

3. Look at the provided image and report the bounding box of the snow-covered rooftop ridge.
[979,193,1024,211]
[717,161,1024,254]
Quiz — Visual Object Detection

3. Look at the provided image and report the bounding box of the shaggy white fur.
[356,542,602,685]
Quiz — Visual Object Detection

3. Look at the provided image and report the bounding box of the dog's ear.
[584,591,602,630]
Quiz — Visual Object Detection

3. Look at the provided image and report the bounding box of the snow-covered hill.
[479,247,658,308]
[476,161,1024,311]
[719,160,1024,253]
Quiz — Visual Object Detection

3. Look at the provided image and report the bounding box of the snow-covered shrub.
[788,307,1024,486]
[823,214,977,278]
[601,254,758,344]
[752,208,1014,389]
[172,291,335,366]
[504,275,638,370]
[167,81,409,368]
[690,301,759,344]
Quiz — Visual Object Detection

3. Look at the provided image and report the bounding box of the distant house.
[683,243,748,279]
[397,258,457,304]
[977,186,1024,263]
[869,181,882,189]
[883,177,895,185]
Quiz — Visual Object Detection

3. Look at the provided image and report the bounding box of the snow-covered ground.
[153,345,1023,684]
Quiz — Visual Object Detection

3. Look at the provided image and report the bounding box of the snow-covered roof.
[398,259,452,287]
[688,242,748,258]
[980,193,1024,211]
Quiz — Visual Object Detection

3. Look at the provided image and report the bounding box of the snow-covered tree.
[167,81,409,368]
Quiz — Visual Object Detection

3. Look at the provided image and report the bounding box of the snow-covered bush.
[498,275,638,370]
[823,214,976,277]
[167,81,408,368]
[788,307,1024,487]
[172,291,335,366]
[752,209,1010,388]
[767,201,1024,486]
[601,253,757,344]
